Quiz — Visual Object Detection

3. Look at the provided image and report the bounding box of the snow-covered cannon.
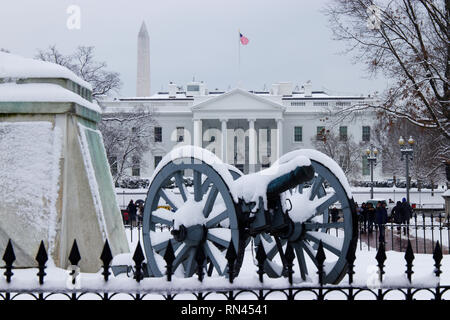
[142,146,357,284]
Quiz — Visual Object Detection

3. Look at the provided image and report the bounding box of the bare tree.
[312,128,363,180]
[36,45,121,100]
[324,0,449,140]
[98,106,158,184]
[372,115,447,184]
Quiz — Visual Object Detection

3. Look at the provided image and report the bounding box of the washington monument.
[137,21,150,96]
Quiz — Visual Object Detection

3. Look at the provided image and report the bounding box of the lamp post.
[365,145,379,199]
[399,136,415,204]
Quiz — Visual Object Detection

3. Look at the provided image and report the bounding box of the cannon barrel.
[266,165,315,198]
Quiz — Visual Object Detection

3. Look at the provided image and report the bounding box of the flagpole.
[238,29,241,80]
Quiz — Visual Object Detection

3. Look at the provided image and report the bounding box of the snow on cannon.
[142,146,357,284]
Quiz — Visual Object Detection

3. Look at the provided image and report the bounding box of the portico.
[192,88,285,173]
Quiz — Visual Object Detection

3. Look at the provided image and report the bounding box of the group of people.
[356,198,413,244]
[123,199,144,227]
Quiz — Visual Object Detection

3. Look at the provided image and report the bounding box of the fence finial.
[133,242,145,282]
[375,242,386,283]
[405,240,415,282]
[163,240,175,281]
[256,244,267,283]
[433,241,442,277]
[3,239,15,283]
[35,241,48,285]
[68,240,81,266]
[285,242,295,285]
[316,241,326,285]
[100,240,113,281]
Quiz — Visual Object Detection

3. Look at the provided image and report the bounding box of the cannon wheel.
[255,150,357,284]
[142,152,243,278]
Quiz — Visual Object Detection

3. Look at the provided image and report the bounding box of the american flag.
[240,33,249,45]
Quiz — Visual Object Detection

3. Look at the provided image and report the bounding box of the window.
[176,127,184,142]
[316,126,325,140]
[132,156,140,177]
[313,101,328,107]
[339,126,348,141]
[336,101,352,107]
[294,126,303,142]
[187,85,200,92]
[362,126,370,142]
[154,127,162,142]
[362,155,370,176]
[154,156,162,168]
[291,101,306,107]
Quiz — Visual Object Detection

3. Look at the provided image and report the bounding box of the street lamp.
[365,145,379,199]
[399,136,414,204]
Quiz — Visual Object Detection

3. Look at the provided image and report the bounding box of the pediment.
[191,88,284,112]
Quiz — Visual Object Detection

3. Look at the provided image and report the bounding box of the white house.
[102,81,381,180]
[101,23,382,181]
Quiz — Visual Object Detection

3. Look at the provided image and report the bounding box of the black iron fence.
[356,212,450,254]
[0,236,449,301]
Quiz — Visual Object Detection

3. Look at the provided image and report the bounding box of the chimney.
[168,82,177,98]
[304,80,312,97]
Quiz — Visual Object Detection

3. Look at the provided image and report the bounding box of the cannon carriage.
[142,146,357,284]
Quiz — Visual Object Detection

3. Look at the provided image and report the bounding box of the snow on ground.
[1,230,448,300]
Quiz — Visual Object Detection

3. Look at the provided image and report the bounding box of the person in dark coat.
[375,201,388,243]
[400,198,413,235]
[360,203,368,233]
[391,201,403,233]
[127,200,137,227]
[330,207,339,223]
[367,202,376,233]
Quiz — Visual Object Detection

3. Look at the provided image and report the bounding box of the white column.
[193,119,202,147]
[249,119,257,173]
[276,119,283,160]
[221,118,228,163]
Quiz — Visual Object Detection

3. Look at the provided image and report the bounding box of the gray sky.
[0,0,389,97]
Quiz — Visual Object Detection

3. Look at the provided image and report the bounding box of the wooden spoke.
[193,171,202,201]
[184,248,197,277]
[301,242,319,268]
[201,178,212,195]
[157,240,182,257]
[151,213,174,227]
[292,242,308,280]
[158,190,179,212]
[305,231,343,256]
[174,172,188,202]
[207,228,231,248]
[309,175,325,201]
[314,192,339,215]
[203,186,218,218]
[172,244,190,271]
[204,241,227,275]
[205,210,229,228]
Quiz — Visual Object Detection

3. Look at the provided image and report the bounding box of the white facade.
[102,82,383,181]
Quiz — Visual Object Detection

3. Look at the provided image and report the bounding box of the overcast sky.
[0,0,389,97]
